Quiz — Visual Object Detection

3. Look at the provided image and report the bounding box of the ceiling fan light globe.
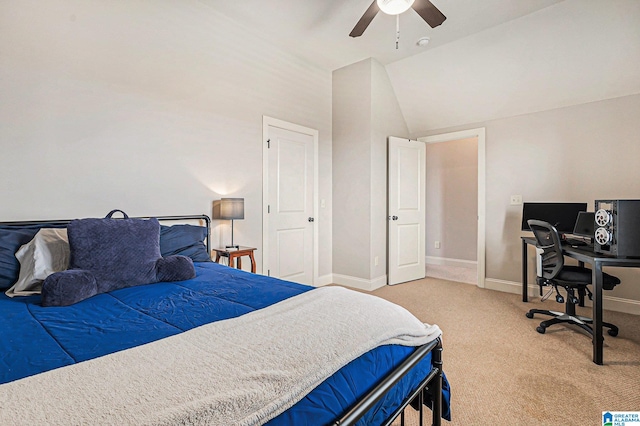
[376,0,415,15]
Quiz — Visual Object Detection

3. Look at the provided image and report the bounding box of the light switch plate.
[510,195,523,206]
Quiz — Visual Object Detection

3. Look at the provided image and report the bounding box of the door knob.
[308,217,315,222]
[392,216,398,221]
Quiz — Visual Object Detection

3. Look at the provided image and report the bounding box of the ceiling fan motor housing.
[377,0,416,15]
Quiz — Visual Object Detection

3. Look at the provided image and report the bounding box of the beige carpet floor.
[372,277,640,426]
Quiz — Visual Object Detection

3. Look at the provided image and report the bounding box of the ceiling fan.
[349,0,446,38]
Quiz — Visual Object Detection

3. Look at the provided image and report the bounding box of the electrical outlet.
[434,241,441,249]
[374,256,379,266]
[510,195,523,205]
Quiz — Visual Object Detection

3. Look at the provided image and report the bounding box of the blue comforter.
[0,262,450,424]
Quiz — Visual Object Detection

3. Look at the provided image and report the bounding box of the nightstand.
[212,246,257,273]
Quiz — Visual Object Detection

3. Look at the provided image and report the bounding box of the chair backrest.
[527,219,564,280]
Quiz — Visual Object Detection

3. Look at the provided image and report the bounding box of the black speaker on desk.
[594,199,640,258]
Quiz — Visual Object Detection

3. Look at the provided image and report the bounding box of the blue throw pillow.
[160,224,211,262]
[68,213,163,292]
[41,270,98,307]
[41,210,196,307]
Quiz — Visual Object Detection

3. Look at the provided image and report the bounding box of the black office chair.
[525,219,620,337]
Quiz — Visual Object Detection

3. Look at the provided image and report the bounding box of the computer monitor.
[520,202,588,233]
[572,211,595,238]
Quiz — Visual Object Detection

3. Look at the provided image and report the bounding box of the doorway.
[262,116,318,286]
[420,128,486,288]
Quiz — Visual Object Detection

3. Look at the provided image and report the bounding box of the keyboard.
[564,238,590,247]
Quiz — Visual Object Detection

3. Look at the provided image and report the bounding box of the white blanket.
[0,286,441,426]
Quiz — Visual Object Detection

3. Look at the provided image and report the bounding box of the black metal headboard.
[0,215,212,253]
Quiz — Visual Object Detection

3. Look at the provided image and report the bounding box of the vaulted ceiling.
[198,1,640,134]
[200,0,565,71]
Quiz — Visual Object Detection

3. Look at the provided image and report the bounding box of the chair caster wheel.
[608,329,618,337]
[536,326,546,334]
[525,312,534,319]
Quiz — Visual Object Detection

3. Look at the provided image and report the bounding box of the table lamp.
[213,198,244,249]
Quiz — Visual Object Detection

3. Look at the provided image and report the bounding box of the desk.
[212,246,257,273]
[522,236,640,365]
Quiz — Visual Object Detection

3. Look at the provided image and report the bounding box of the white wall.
[370,59,409,279]
[481,94,640,300]
[332,58,408,287]
[0,0,333,276]
[332,59,372,281]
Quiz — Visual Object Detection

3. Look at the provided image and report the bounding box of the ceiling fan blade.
[349,1,380,38]
[412,0,446,28]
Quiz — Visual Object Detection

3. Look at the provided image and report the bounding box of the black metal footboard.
[334,337,444,426]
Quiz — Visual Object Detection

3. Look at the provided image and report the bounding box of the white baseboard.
[596,295,640,316]
[426,256,477,269]
[484,278,533,295]
[484,278,640,316]
[316,274,334,287]
[426,257,478,285]
[332,274,387,292]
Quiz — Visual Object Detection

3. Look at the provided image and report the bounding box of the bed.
[0,214,450,425]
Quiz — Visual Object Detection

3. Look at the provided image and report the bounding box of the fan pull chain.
[396,14,400,49]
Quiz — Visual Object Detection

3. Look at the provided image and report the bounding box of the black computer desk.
[521,236,640,365]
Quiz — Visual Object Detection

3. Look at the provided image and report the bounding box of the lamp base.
[225,244,240,249]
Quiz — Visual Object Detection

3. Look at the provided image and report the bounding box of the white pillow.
[5,228,69,297]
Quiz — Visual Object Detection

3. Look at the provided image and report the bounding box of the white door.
[388,137,426,285]
[267,125,314,285]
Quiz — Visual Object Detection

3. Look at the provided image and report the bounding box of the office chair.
[525,219,620,337]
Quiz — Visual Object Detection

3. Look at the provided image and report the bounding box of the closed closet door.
[267,125,314,285]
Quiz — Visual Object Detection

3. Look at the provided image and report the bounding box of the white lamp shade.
[213,198,244,220]
[376,0,415,15]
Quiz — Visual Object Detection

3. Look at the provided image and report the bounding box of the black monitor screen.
[521,202,588,233]
[573,211,595,237]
